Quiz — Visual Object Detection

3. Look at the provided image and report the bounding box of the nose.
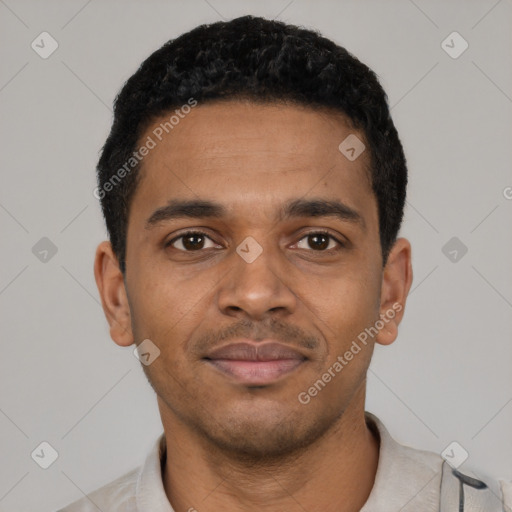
[216,237,298,321]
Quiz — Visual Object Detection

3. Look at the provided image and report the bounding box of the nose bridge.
[217,233,296,318]
[235,233,279,284]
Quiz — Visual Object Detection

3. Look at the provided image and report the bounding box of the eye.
[165,230,344,253]
[295,231,343,252]
[166,231,220,251]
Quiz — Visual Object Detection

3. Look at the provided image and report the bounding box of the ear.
[94,241,134,347]
[375,237,413,346]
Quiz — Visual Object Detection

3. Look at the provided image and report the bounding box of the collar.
[135,411,443,512]
[361,411,442,511]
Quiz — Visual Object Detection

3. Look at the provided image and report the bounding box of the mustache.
[191,318,319,356]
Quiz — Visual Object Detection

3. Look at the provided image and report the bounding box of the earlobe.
[94,241,134,347]
[375,237,413,346]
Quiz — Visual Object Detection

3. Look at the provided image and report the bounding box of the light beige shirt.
[58,412,511,511]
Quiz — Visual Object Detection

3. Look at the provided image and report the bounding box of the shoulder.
[363,412,510,511]
[56,466,140,512]
[440,463,510,511]
[56,433,167,512]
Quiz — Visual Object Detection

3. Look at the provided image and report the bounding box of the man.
[60,15,510,512]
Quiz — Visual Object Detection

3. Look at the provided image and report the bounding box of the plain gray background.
[0,0,511,510]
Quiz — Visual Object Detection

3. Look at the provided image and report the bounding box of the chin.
[194,405,337,463]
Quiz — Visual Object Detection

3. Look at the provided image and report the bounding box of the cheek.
[313,259,379,311]
[305,277,379,401]
[127,265,215,343]
[307,265,381,353]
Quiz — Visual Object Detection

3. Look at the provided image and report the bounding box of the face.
[95,101,411,460]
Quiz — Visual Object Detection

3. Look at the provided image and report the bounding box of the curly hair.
[97,15,407,272]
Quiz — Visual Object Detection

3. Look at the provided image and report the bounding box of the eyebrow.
[145,197,365,230]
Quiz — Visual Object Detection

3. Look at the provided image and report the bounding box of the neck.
[159,385,379,512]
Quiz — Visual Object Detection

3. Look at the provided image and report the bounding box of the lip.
[204,341,307,385]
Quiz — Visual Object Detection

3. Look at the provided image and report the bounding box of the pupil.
[184,234,204,250]
[310,234,328,250]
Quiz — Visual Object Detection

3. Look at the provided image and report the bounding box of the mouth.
[203,341,307,386]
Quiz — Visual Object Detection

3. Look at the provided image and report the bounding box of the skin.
[94,101,413,512]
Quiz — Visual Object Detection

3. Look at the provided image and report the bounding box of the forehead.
[130,101,375,228]
[141,101,367,170]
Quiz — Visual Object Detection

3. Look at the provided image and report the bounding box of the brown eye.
[296,232,342,251]
[167,231,217,251]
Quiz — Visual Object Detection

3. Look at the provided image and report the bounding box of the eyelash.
[165,230,345,253]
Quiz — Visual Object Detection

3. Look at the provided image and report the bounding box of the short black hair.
[96,15,407,273]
